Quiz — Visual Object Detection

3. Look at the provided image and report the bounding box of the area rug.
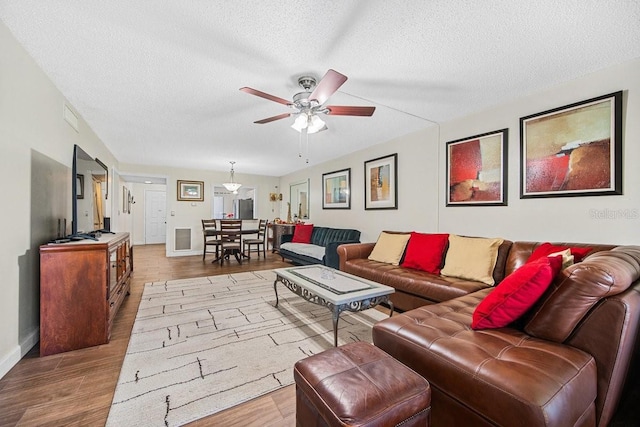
[106,270,387,427]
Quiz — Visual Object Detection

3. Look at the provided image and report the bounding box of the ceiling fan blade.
[254,113,292,124]
[325,106,376,116]
[309,69,348,105]
[240,87,291,106]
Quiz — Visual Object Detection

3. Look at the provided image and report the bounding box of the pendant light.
[223,161,242,194]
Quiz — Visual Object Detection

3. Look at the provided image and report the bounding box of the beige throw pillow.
[548,249,574,269]
[440,235,504,285]
[368,232,411,265]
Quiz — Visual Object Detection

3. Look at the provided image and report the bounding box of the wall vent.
[174,228,192,251]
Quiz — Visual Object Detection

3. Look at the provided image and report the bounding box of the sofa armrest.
[337,242,376,270]
[281,233,294,245]
[325,240,361,269]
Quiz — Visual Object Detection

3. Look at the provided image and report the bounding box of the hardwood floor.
[0,245,297,427]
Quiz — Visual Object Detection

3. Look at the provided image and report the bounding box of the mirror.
[290,179,309,220]
[73,145,109,235]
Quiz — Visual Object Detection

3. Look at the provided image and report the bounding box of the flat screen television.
[71,144,109,239]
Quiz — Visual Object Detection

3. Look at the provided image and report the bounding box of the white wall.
[109,170,141,236]
[438,58,640,243]
[0,21,119,378]
[281,58,640,245]
[279,126,441,242]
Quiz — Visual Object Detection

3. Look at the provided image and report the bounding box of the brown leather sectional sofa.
[337,239,640,426]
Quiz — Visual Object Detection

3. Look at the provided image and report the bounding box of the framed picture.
[520,91,623,198]
[446,129,508,206]
[322,168,351,209]
[76,174,84,199]
[127,190,132,214]
[177,180,204,201]
[364,153,398,210]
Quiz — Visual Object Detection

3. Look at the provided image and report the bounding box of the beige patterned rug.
[106,270,386,427]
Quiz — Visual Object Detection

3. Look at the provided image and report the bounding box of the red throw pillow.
[471,255,563,330]
[291,224,314,243]
[401,232,449,274]
[527,242,592,263]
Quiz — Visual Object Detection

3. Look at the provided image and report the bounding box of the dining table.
[205,227,260,263]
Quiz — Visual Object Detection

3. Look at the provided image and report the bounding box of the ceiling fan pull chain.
[305,128,309,164]
[305,114,310,163]
[298,129,302,158]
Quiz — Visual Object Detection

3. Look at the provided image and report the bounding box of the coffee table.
[273,265,394,346]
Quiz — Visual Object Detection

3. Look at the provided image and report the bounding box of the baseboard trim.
[0,328,39,379]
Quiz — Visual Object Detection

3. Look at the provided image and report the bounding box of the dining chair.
[202,219,221,262]
[243,219,268,259]
[219,219,243,264]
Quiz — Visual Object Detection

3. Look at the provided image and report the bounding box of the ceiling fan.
[240,69,375,133]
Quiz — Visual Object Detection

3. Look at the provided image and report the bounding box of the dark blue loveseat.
[279,226,360,269]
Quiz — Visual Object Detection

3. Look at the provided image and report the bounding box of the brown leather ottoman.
[293,342,431,426]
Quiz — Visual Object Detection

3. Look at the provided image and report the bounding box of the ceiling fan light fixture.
[291,113,326,134]
[291,114,307,132]
[222,161,242,194]
[307,114,326,134]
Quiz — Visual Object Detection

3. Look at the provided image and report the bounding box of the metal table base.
[273,274,393,347]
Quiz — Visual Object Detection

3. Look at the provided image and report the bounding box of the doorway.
[145,190,167,244]
[212,186,256,219]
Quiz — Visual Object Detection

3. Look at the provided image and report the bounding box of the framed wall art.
[177,180,204,201]
[364,153,397,210]
[322,168,351,209]
[446,129,508,206]
[520,91,622,198]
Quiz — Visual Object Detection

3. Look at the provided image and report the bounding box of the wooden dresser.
[39,232,132,356]
[270,223,295,253]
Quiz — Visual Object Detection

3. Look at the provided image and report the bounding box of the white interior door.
[145,190,166,244]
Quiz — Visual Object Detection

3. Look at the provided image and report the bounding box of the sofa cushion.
[401,232,449,274]
[310,227,361,247]
[343,258,492,304]
[373,293,597,427]
[525,247,640,343]
[472,255,563,329]
[280,242,325,261]
[441,235,504,285]
[368,232,411,266]
[292,224,314,243]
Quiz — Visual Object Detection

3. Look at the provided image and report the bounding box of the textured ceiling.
[2,1,640,176]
